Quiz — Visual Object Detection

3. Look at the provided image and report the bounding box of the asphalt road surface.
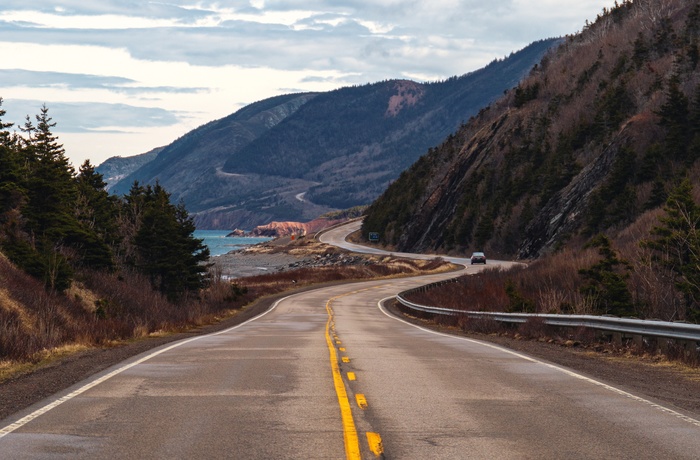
[2,222,700,458]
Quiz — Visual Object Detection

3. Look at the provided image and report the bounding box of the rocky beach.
[210,234,368,279]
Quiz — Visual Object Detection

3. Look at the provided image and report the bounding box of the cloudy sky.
[0,1,618,167]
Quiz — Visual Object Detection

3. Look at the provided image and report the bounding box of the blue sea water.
[194,230,272,257]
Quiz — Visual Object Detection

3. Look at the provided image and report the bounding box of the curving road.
[319,220,477,266]
[2,222,700,458]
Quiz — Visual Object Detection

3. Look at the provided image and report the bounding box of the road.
[319,220,478,266]
[1,222,700,458]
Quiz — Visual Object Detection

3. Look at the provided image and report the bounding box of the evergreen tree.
[643,179,700,321]
[0,99,23,217]
[579,234,634,316]
[22,105,79,241]
[74,160,118,270]
[0,98,15,147]
[657,77,691,162]
[129,183,209,300]
[687,84,700,162]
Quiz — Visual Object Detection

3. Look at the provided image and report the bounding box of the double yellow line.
[325,293,383,459]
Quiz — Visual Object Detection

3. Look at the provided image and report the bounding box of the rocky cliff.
[363,0,700,259]
[247,218,346,237]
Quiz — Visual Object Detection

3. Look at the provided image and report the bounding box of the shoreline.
[211,251,309,279]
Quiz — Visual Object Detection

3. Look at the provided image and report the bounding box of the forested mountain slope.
[363,0,700,260]
[101,39,558,229]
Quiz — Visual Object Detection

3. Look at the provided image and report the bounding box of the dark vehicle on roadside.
[470,252,486,264]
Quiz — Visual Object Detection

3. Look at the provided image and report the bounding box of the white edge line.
[377,296,700,428]
[0,293,294,439]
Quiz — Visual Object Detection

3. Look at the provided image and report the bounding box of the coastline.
[211,250,308,279]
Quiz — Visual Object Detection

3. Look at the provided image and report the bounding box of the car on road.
[470,252,486,264]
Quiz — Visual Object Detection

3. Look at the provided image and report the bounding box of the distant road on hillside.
[320,219,503,267]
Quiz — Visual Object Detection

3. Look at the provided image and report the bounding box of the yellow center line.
[325,285,389,459]
[326,296,361,460]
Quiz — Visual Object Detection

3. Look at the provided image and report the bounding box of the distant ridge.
[99,38,560,229]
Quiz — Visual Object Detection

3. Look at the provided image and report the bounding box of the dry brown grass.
[406,249,597,315]
[0,244,453,374]
[403,238,700,366]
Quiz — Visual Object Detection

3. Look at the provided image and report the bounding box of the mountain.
[99,38,559,229]
[96,147,162,191]
[362,0,700,260]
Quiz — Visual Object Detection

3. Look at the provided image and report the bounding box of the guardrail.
[396,282,700,346]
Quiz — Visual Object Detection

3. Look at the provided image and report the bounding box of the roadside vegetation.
[1,224,451,380]
[402,179,700,364]
[406,176,700,321]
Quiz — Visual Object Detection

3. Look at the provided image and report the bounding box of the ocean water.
[194,230,273,257]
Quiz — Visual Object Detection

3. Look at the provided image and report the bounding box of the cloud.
[0,0,620,165]
[0,69,208,95]
[0,1,214,22]
[0,1,616,81]
[1,99,181,133]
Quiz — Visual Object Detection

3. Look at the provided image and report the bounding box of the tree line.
[0,101,209,301]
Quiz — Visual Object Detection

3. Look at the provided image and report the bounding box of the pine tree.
[3,105,87,290]
[657,76,691,162]
[0,97,15,147]
[22,105,79,241]
[74,160,118,270]
[0,99,23,217]
[130,183,209,300]
[643,179,700,321]
[579,234,634,316]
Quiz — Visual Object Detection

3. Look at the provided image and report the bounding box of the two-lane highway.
[2,222,700,458]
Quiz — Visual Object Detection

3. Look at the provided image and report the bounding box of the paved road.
[2,223,700,458]
[319,220,478,266]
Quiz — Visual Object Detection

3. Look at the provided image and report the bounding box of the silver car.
[470,252,486,264]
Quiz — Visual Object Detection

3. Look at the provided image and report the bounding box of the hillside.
[363,0,700,261]
[97,147,162,191]
[100,39,559,229]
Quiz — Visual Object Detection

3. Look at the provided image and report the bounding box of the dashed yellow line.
[356,394,368,409]
[367,432,384,456]
[326,297,361,460]
[326,287,388,459]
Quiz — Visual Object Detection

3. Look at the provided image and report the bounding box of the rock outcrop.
[247,218,346,237]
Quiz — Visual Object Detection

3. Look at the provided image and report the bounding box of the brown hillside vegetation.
[0,238,452,372]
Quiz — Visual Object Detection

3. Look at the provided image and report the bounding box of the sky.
[0,1,620,167]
